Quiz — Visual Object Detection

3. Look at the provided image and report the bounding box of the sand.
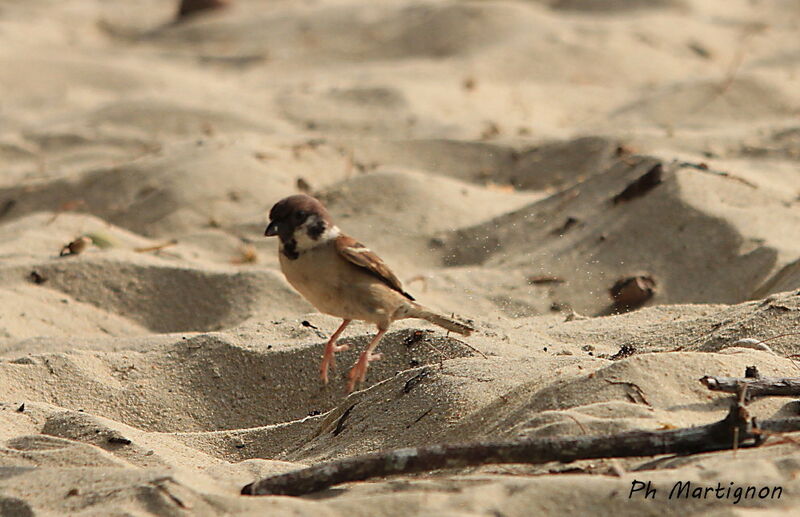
[1,0,800,515]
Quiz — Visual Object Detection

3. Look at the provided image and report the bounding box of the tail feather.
[404,303,474,336]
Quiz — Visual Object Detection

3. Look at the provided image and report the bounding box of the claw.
[346,352,383,392]
[320,342,351,384]
[318,320,352,384]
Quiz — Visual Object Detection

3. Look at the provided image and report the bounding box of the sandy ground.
[1,0,800,515]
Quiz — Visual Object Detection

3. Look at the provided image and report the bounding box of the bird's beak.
[264,220,282,237]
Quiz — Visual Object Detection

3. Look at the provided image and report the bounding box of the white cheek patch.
[292,219,341,252]
[292,227,315,252]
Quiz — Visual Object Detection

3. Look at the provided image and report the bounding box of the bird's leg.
[320,319,351,384]
[347,327,387,392]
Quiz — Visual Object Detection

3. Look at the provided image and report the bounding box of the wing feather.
[335,236,415,300]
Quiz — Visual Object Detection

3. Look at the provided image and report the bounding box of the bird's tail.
[401,303,474,336]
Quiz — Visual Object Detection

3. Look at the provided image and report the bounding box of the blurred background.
[1,0,799,322]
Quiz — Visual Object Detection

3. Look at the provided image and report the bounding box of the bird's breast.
[279,246,348,315]
[277,245,401,323]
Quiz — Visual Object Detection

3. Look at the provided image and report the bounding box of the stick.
[242,404,787,496]
[134,240,178,253]
[453,338,487,360]
[700,376,800,401]
[678,161,757,189]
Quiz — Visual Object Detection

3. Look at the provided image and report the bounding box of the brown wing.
[335,235,415,301]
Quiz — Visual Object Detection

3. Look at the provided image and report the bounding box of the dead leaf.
[232,244,258,264]
[609,275,656,311]
[296,177,313,194]
[484,182,515,193]
[59,236,92,257]
[176,0,232,20]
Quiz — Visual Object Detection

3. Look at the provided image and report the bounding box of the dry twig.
[134,240,178,253]
[701,375,800,401]
[242,403,783,496]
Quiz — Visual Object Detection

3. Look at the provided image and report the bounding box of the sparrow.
[265,194,473,392]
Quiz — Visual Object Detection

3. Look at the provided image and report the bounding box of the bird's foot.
[320,342,351,384]
[346,351,383,392]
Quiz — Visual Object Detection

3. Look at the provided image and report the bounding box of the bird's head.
[265,195,338,255]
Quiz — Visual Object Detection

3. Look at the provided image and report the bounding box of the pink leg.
[320,319,351,384]
[347,327,387,392]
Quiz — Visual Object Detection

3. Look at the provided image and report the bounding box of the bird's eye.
[294,210,307,222]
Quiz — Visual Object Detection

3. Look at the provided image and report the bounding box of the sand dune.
[2,0,800,515]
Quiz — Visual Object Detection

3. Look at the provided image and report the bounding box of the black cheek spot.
[307,220,325,239]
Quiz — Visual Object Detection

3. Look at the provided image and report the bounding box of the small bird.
[265,194,473,392]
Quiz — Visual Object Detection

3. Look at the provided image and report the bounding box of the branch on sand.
[242,403,800,496]
[701,373,800,401]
